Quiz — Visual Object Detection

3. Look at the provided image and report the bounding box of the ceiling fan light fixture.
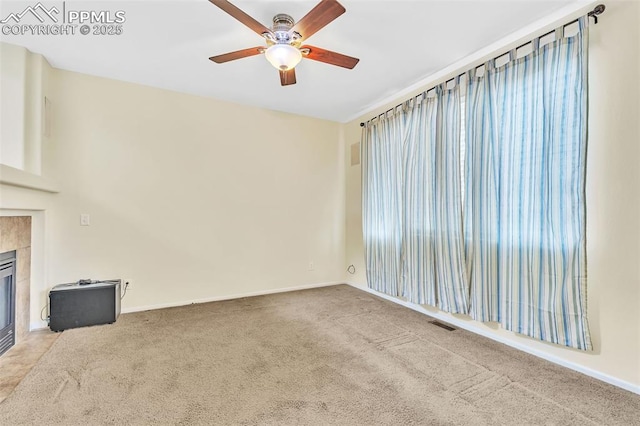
[265,44,302,71]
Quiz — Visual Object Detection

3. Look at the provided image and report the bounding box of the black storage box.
[49,280,121,332]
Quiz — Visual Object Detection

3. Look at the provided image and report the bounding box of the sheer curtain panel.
[363,86,468,314]
[362,116,403,296]
[464,18,591,350]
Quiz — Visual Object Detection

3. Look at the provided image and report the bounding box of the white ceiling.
[1,0,581,122]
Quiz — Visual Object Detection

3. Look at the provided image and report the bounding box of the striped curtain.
[363,86,468,314]
[400,97,437,304]
[433,86,468,314]
[464,19,591,350]
[362,115,403,296]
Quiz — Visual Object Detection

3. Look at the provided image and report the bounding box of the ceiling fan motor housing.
[272,14,294,31]
[271,14,299,44]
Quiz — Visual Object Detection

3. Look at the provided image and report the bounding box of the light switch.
[80,213,90,226]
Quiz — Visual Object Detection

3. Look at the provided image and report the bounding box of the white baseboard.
[30,322,48,331]
[121,281,342,314]
[347,282,640,396]
[29,281,342,333]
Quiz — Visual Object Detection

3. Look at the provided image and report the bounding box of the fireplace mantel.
[0,165,59,194]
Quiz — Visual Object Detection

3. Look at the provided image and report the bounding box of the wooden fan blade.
[301,45,359,69]
[209,0,272,37]
[209,47,264,63]
[279,69,297,86]
[291,0,345,41]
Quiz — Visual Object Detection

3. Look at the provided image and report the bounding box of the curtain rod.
[359,4,606,128]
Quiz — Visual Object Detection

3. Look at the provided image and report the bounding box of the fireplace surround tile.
[0,216,32,347]
[15,279,30,341]
[0,217,19,253]
[17,248,31,281]
[17,217,31,249]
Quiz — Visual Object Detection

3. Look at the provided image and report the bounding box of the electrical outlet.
[308,261,315,271]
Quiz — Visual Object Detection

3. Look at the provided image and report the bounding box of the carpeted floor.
[1,285,639,425]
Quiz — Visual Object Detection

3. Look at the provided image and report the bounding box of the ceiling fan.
[208,0,360,86]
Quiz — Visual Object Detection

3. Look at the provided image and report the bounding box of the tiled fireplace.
[0,251,16,355]
[0,216,31,355]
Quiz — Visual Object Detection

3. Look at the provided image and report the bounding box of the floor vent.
[429,320,456,331]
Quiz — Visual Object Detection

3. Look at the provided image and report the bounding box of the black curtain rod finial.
[360,122,365,127]
[588,4,605,24]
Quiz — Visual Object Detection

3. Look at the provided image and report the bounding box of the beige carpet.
[1,285,638,425]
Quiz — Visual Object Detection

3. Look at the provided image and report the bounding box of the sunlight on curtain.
[464,18,591,350]
[363,86,468,314]
[400,96,438,305]
[432,86,468,313]
[362,116,403,296]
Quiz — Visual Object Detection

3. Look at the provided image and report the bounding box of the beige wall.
[0,43,45,174]
[41,69,344,310]
[1,44,55,334]
[343,1,640,388]
[2,52,345,325]
[1,43,27,170]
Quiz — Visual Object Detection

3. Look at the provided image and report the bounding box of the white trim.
[0,164,59,193]
[346,282,640,396]
[121,281,342,314]
[30,323,48,331]
[29,281,342,332]
[343,0,597,124]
